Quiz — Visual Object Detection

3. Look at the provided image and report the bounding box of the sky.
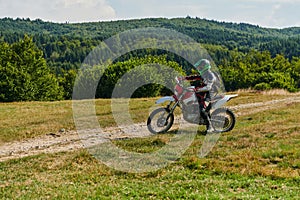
[0,0,299,28]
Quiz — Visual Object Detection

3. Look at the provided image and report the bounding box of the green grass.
[0,90,297,144]
[0,101,74,143]
[1,139,300,199]
[0,98,157,144]
[1,91,300,199]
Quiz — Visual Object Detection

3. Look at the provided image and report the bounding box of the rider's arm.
[184,75,202,81]
[196,85,211,92]
[195,72,216,92]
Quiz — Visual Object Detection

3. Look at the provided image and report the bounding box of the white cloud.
[194,0,300,28]
[0,0,116,22]
[262,4,282,27]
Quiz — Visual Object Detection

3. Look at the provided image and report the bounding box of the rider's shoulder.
[204,70,216,80]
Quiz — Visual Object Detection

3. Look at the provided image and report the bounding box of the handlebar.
[175,76,184,86]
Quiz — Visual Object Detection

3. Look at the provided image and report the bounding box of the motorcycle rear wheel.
[147,108,174,134]
[211,108,236,133]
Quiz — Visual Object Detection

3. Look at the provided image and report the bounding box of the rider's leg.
[196,93,214,133]
[199,103,214,133]
[201,109,214,133]
[204,93,215,133]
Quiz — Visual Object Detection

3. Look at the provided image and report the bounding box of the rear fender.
[212,94,238,109]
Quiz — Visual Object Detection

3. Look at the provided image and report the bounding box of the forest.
[0,17,300,101]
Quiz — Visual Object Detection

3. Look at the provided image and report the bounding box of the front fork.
[159,100,179,125]
[166,100,179,114]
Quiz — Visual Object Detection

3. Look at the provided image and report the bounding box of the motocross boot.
[201,109,215,133]
[206,118,215,133]
[206,113,215,133]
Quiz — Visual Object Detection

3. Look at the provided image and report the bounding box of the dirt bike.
[147,76,238,134]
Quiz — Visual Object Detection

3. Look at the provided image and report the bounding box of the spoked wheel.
[147,108,174,134]
[211,108,236,133]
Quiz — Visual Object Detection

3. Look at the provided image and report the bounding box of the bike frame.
[156,94,238,113]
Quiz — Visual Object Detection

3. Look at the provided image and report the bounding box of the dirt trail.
[231,96,300,116]
[1,96,300,162]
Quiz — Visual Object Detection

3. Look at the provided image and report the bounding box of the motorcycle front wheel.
[147,108,174,134]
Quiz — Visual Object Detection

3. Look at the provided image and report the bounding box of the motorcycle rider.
[183,59,218,133]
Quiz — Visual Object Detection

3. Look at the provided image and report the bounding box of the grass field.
[1,90,300,199]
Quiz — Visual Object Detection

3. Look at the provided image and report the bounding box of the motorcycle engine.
[182,104,201,124]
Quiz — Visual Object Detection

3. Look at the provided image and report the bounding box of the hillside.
[1,17,300,48]
[1,17,300,101]
[2,17,300,64]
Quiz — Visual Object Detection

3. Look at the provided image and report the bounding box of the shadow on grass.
[87,127,200,173]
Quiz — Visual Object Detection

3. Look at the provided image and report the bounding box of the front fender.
[156,96,175,104]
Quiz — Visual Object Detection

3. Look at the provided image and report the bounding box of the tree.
[58,69,77,100]
[74,55,185,99]
[291,57,300,88]
[0,36,63,102]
